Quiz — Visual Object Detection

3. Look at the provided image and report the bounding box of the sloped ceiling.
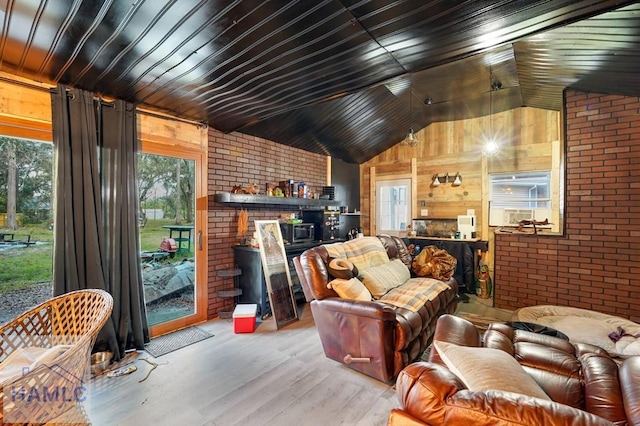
[1,0,639,163]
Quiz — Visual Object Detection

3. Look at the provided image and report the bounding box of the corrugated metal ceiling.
[0,0,639,163]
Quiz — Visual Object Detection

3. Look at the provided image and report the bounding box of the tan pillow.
[327,277,372,301]
[433,341,551,400]
[328,258,359,280]
[359,258,410,299]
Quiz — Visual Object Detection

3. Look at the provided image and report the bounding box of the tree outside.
[1,140,197,326]
[0,137,53,229]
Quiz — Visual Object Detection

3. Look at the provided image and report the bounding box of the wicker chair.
[0,289,113,425]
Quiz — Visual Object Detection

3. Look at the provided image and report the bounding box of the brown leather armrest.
[427,314,481,364]
[395,362,464,426]
[387,409,427,426]
[396,362,614,426]
[620,356,640,425]
[312,298,397,322]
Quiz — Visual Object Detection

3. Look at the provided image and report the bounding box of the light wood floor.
[86,297,512,426]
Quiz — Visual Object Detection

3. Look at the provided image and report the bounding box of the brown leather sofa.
[390,314,640,425]
[294,235,458,383]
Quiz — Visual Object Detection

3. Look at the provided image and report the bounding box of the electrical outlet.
[421,209,428,216]
[420,200,426,207]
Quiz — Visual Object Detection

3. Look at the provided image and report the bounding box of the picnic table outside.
[0,232,15,242]
[162,225,194,255]
[0,233,36,247]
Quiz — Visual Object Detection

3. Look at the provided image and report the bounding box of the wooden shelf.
[213,192,342,207]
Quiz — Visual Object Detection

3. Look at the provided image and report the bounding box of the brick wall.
[494,90,640,322]
[206,129,327,318]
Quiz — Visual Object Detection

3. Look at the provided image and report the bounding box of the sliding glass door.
[140,144,207,337]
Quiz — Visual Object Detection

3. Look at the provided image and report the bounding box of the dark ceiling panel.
[516,3,640,110]
[0,1,638,163]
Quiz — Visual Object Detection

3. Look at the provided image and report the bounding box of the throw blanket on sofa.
[325,237,389,272]
[379,278,450,312]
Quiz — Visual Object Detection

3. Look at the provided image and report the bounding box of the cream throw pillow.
[433,341,551,400]
[359,258,410,299]
[327,277,372,301]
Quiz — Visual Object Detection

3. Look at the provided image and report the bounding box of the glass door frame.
[141,141,208,337]
[375,178,412,237]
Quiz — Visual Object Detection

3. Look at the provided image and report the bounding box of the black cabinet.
[233,242,323,318]
[233,246,270,317]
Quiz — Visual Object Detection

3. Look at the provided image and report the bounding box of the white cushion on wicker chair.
[0,345,71,383]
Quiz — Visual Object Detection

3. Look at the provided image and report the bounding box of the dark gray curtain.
[51,85,149,359]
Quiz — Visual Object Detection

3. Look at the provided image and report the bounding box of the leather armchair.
[390,314,640,425]
[294,235,458,383]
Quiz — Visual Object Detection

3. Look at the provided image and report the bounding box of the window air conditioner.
[489,208,552,227]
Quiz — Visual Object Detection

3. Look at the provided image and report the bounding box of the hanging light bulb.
[483,68,501,157]
[452,172,462,186]
[404,128,418,146]
[431,174,440,187]
[402,78,418,147]
[483,139,500,156]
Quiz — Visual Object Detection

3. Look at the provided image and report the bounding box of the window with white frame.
[488,172,552,226]
[375,178,411,236]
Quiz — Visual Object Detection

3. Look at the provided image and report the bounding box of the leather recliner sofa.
[294,235,458,383]
[390,314,640,425]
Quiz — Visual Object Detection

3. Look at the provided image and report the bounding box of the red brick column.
[206,130,327,319]
[494,91,640,322]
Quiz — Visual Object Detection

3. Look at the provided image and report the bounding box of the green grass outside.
[0,218,193,295]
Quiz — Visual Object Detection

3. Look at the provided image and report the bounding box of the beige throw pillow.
[327,277,372,301]
[433,341,551,400]
[359,258,410,299]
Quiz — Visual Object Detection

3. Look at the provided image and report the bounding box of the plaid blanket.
[324,237,389,272]
[379,278,450,312]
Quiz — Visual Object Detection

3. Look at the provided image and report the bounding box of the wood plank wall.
[361,107,560,268]
[0,74,52,140]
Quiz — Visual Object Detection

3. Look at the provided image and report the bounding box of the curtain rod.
[0,75,53,92]
[136,108,208,129]
[0,75,208,128]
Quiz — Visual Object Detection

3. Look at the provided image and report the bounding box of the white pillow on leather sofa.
[433,340,551,400]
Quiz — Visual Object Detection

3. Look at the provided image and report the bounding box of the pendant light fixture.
[483,68,501,156]
[402,79,418,147]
